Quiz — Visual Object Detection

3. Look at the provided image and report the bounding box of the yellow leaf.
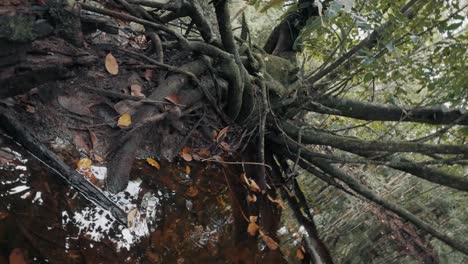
[247,222,259,236]
[118,113,132,127]
[105,52,119,75]
[146,158,160,170]
[77,157,92,168]
[262,234,279,250]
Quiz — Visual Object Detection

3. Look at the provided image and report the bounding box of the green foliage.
[247,0,288,12]
[246,0,467,262]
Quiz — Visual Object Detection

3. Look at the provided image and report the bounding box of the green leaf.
[458,127,468,136]
[445,22,463,31]
[259,0,286,13]
[363,72,374,82]
[385,42,395,53]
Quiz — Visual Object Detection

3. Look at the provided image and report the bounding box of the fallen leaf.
[58,95,92,116]
[77,157,92,168]
[192,153,201,161]
[216,126,229,142]
[197,149,211,158]
[105,52,119,75]
[9,248,27,264]
[247,222,259,236]
[247,178,261,193]
[146,158,160,170]
[114,100,139,115]
[146,250,160,263]
[296,248,305,260]
[127,207,138,228]
[0,150,15,165]
[164,93,180,105]
[219,141,233,152]
[247,193,257,203]
[0,211,9,221]
[25,104,35,113]
[261,234,279,250]
[73,132,91,153]
[267,195,286,209]
[182,146,191,154]
[117,113,132,127]
[91,152,105,163]
[144,69,154,81]
[240,173,248,184]
[181,153,192,162]
[249,215,258,223]
[185,186,199,197]
[185,165,191,175]
[88,129,98,150]
[130,84,145,97]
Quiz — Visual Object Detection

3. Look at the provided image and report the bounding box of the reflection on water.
[0,133,234,263]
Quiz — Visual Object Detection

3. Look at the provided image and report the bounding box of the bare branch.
[281,121,468,155]
[306,95,468,126]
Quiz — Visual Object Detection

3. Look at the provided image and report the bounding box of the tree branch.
[270,137,468,255]
[306,95,468,125]
[281,121,468,155]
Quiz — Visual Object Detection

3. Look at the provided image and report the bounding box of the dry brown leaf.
[247,178,261,193]
[249,215,258,223]
[219,141,233,152]
[88,129,98,150]
[296,248,305,260]
[130,84,145,97]
[9,248,27,264]
[146,158,160,170]
[91,152,105,163]
[247,222,259,236]
[197,149,211,158]
[164,93,180,105]
[73,132,91,153]
[0,211,9,221]
[127,207,138,227]
[146,250,160,263]
[181,152,193,162]
[267,195,285,208]
[247,193,257,203]
[117,113,132,127]
[192,153,201,161]
[58,95,92,116]
[262,234,279,250]
[216,126,229,142]
[240,173,248,184]
[105,52,119,75]
[185,186,199,197]
[114,100,139,115]
[144,69,154,81]
[182,146,192,154]
[25,104,35,113]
